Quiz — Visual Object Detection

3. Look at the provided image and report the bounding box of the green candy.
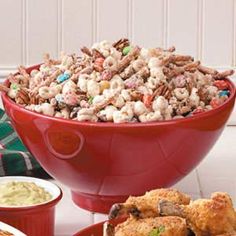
[149,226,165,236]
[122,46,132,55]
[10,83,20,90]
[88,96,94,104]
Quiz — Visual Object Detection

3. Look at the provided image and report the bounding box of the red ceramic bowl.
[74,218,125,236]
[74,221,104,236]
[0,176,62,236]
[1,65,236,213]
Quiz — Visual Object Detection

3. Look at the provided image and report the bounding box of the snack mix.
[0,39,234,123]
[0,230,14,236]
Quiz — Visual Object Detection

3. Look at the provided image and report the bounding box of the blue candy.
[219,90,230,97]
[57,73,70,83]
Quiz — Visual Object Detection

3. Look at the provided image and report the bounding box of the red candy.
[210,98,222,109]
[213,80,228,90]
[142,94,153,108]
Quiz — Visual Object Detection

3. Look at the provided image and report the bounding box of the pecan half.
[153,84,171,100]
[15,88,30,105]
[30,95,46,105]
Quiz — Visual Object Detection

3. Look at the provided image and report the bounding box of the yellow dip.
[0,181,52,206]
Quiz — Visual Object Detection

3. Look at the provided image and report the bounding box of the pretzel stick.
[92,49,105,59]
[171,55,193,62]
[214,69,234,80]
[31,69,62,95]
[102,46,141,81]
[92,95,116,113]
[184,61,200,71]
[136,66,150,79]
[173,60,193,66]
[164,67,185,79]
[116,46,140,73]
[81,47,92,57]
[112,38,130,51]
[198,65,217,75]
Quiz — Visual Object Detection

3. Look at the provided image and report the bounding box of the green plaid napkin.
[0,109,51,178]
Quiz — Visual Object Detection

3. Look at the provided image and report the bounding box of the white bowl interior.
[0,176,61,207]
[0,221,26,236]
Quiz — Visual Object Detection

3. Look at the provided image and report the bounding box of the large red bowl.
[1,65,236,213]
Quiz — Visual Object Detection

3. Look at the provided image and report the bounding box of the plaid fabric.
[0,109,50,178]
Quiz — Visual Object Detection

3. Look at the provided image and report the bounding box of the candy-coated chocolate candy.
[88,96,94,104]
[219,90,230,97]
[57,73,70,83]
[122,46,132,55]
[213,80,228,90]
[10,83,20,90]
[99,81,110,92]
[142,94,152,108]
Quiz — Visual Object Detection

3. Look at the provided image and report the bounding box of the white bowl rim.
[0,176,62,208]
[0,221,26,236]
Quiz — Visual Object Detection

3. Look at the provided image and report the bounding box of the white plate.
[0,221,26,236]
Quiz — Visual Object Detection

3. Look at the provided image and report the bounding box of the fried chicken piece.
[216,234,236,236]
[159,192,236,236]
[104,216,190,236]
[0,230,14,236]
[109,188,191,219]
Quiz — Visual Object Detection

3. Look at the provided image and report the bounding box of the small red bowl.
[1,65,236,213]
[0,176,62,236]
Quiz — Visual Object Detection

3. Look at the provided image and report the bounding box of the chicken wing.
[109,188,191,219]
[216,234,236,236]
[159,192,236,236]
[104,216,190,236]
